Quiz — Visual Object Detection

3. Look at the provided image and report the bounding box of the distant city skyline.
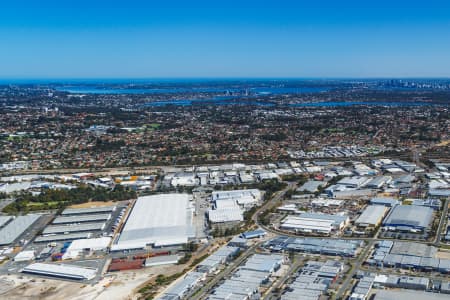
[1,0,450,78]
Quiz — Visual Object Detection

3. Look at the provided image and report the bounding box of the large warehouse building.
[355,205,388,228]
[211,189,262,210]
[281,212,349,235]
[112,194,194,251]
[61,205,116,216]
[42,222,106,235]
[0,214,41,246]
[383,205,434,232]
[21,263,97,281]
[52,213,111,224]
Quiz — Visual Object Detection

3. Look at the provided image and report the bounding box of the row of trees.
[3,185,136,214]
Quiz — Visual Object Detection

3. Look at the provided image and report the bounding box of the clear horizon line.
[1,76,450,82]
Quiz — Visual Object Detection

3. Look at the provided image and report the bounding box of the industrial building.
[429,189,450,197]
[197,245,240,273]
[367,241,450,273]
[42,222,106,235]
[325,184,376,198]
[241,229,266,239]
[61,205,116,216]
[350,275,374,300]
[370,197,400,207]
[112,194,194,251]
[0,214,41,246]
[311,199,343,208]
[207,189,261,229]
[282,260,344,300]
[211,189,262,210]
[63,237,111,259]
[207,253,284,300]
[281,216,335,234]
[207,207,243,230]
[157,245,242,299]
[241,253,284,273]
[374,289,449,300]
[169,172,199,187]
[297,180,325,193]
[144,255,179,267]
[157,271,205,300]
[351,273,449,300]
[265,236,362,257]
[409,199,441,210]
[52,213,111,224]
[383,205,434,232]
[281,212,349,234]
[0,216,12,228]
[21,263,97,281]
[14,250,35,262]
[34,232,92,243]
[336,176,370,188]
[355,205,388,228]
[227,236,248,248]
[364,176,392,189]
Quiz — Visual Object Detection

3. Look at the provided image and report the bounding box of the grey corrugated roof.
[383,205,433,229]
[53,213,111,224]
[374,290,448,300]
[34,232,91,243]
[61,206,116,215]
[0,216,12,228]
[356,205,387,225]
[42,222,105,234]
[0,214,40,245]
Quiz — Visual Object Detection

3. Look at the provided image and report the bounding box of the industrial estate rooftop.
[0,214,40,246]
[21,263,98,281]
[112,194,194,250]
[383,205,434,231]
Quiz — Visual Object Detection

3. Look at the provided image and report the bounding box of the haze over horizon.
[1,0,450,79]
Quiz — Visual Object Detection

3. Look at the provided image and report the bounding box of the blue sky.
[1,0,450,78]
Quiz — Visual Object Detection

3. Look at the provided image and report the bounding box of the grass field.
[26,201,62,208]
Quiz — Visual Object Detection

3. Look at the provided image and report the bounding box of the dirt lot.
[68,201,119,209]
[436,250,450,260]
[0,240,221,300]
[0,274,106,300]
[0,270,157,300]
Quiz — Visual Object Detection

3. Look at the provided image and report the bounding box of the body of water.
[54,86,444,107]
[55,86,327,95]
[143,100,442,107]
[143,96,275,107]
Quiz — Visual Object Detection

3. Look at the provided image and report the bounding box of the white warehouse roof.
[63,237,111,259]
[281,216,334,233]
[0,216,12,228]
[112,194,194,250]
[212,189,261,201]
[14,250,35,262]
[22,263,97,281]
[208,207,244,223]
[355,205,388,227]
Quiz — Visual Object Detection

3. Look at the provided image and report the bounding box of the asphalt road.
[189,244,258,300]
[335,239,375,299]
[252,181,298,225]
[435,198,449,246]
[263,257,303,300]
